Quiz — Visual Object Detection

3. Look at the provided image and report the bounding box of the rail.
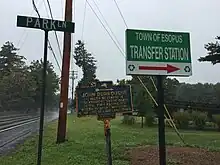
[0,112,59,152]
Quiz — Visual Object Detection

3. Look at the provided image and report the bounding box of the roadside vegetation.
[1,115,220,165]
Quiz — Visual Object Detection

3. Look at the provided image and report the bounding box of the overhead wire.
[114,0,186,144]
[48,43,61,70]
[61,0,64,16]
[87,0,185,144]
[17,0,44,48]
[45,0,63,60]
[32,0,61,72]
[90,0,124,50]
[112,0,186,144]
[81,0,87,40]
[86,0,125,57]
[32,0,41,17]
[113,0,128,28]
[71,0,77,89]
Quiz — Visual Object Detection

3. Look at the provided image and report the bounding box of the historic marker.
[75,84,133,118]
[125,29,192,76]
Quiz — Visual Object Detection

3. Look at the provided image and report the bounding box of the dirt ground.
[127,146,220,165]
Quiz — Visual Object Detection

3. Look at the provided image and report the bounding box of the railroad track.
[0,113,57,152]
[0,128,34,148]
[0,116,40,133]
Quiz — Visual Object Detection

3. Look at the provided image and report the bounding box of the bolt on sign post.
[125,29,192,165]
[16,15,75,165]
[75,81,133,165]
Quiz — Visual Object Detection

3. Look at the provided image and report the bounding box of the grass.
[1,115,220,165]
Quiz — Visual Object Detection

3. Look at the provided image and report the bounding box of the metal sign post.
[16,15,75,165]
[157,76,166,165]
[104,119,112,165]
[125,29,192,165]
[37,30,48,165]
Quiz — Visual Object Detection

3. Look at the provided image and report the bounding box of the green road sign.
[17,15,75,33]
[125,29,192,76]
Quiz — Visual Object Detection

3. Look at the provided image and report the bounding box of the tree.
[198,36,220,64]
[73,40,97,86]
[0,41,26,77]
[0,41,60,112]
[28,59,59,109]
[0,70,36,111]
[0,41,29,111]
[164,77,180,102]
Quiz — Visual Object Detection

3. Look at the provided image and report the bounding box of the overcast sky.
[1,0,220,86]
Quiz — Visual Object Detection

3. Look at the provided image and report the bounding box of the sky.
[1,0,220,88]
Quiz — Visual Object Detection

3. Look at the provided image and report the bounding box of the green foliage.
[2,116,220,165]
[144,114,155,127]
[117,75,220,113]
[0,41,59,112]
[213,115,220,131]
[121,115,135,125]
[74,40,97,86]
[0,41,26,77]
[28,59,59,108]
[173,111,191,129]
[198,36,220,65]
[191,111,207,130]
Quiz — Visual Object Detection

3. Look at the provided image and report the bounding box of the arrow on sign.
[139,64,180,73]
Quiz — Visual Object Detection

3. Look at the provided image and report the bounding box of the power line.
[48,41,61,71]
[112,0,158,90]
[112,0,158,98]
[86,0,124,56]
[61,0,64,16]
[17,0,44,48]
[113,0,128,28]
[90,0,124,52]
[81,0,87,40]
[71,0,77,73]
[45,0,63,60]
[87,0,185,144]
[32,0,41,17]
[32,0,61,72]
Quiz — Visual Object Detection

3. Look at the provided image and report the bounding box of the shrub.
[173,111,191,129]
[145,114,155,127]
[191,111,207,130]
[122,115,135,125]
[213,115,220,131]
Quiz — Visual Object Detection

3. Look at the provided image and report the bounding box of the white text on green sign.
[17,15,75,33]
[126,29,191,63]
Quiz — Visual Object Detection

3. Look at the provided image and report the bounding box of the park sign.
[17,15,75,33]
[75,85,133,120]
[125,29,192,76]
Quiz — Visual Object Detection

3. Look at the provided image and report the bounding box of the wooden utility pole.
[56,0,73,143]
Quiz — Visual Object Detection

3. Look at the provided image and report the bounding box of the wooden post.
[57,0,73,143]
